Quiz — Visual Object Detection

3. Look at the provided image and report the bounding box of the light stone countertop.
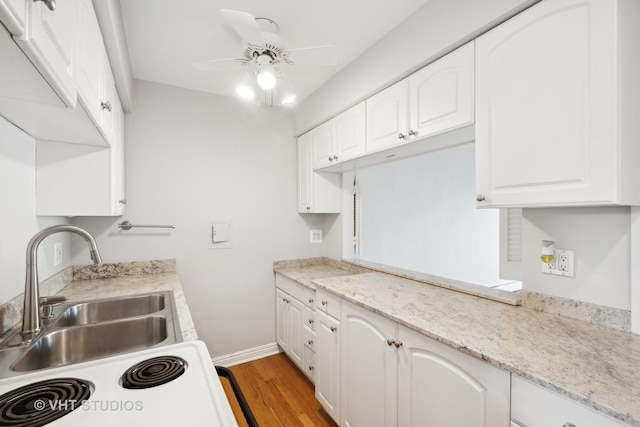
[56,272,197,342]
[310,272,640,426]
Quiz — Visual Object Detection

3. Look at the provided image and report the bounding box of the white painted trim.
[211,342,282,367]
[631,207,640,334]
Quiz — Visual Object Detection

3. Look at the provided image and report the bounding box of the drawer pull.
[562,424,576,427]
[308,365,314,371]
[330,326,337,332]
[321,300,328,306]
[308,319,314,324]
[308,340,313,345]
[34,0,55,12]
[308,298,314,304]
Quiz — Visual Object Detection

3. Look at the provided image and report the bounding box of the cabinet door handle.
[306,206,310,211]
[333,155,338,161]
[308,365,314,371]
[330,326,337,332]
[562,424,576,427]
[386,338,395,346]
[118,199,127,205]
[282,298,290,303]
[408,129,417,137]
[308,340,313,345]
[394,340,403,348]
[321,300,328,306]
[308,319,314,324]
[34,0,56,12]
[101,101,112,112]
[476,194,486,202]
[328,156,333,162]
[308,298,314,304]
[398,133,406,140]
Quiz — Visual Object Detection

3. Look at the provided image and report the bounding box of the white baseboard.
[211,342,282,367]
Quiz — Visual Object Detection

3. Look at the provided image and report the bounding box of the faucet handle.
[39,296,67,319]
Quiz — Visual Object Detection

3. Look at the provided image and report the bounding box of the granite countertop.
[274,259,640,426]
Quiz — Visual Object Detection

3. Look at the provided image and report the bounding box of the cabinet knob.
[386,338,395,346]
[328,156,333,162]
[562,424,577,427]
[34,0,56,12]
[308,319,314,324]
[101,101,112,112]
[408,129,417,137]
[333,155,338,161]
[306,206,310,211]
[394,340,403,348]
[282,298,290,303]
[308,365,314,371]
[476,194,486,202]
[118,199,127,205]
[308,298,314,304]
[308,340,313,345]
[398,133,406,140]
[330,326,337,332]
[321,300,328,306]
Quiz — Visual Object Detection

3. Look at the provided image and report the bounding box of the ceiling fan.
[193,9,336,105]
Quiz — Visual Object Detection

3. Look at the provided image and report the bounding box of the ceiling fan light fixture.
[256,63,277,90]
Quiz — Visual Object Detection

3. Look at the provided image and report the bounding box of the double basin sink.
[0,291,181,377]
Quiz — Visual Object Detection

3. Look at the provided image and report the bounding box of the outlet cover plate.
[541,249,574,277]
[310,229,322,243]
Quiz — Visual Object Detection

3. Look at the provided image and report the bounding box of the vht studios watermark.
[34,399,144,412]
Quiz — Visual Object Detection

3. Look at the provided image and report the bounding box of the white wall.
[294,0,538,134]
[71,80,330,357]
[522,207,631,310]
[0,116,71,305]
[355,144,501,286]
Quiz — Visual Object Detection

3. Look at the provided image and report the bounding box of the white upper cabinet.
[334,102,366,162]
[475,0,640,207]
[366,79,409,153]
[16,0,77,107]
[298,132,341,213]
[409,41,474,141]
[0,0,26,35]
[312,101,366,170]
[312,119,336,170]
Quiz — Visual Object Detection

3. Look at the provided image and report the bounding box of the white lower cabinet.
[341,300,510,427]
[315,309,341,423]
[511,376,628,427]
[275,288,304,370]
[397,326,510,427]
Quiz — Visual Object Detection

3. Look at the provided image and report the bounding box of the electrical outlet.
[541,249,574,277]
[53,242,63,267]
[310,229,322,243]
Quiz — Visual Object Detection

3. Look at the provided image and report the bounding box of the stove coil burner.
[121,355,187,389]
[0,377,92,427]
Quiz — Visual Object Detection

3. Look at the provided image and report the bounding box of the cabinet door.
[335,102,366,162]
[297,132,313,213]
[76,0,103,126]
[409,41,474,141]
[397,326,510,427]
[99,52,117,144]
[288,296,304,369]
[312,119,336,169]
[0,0,26,35]
[341,301,397,427]
[366,79,409,154]
[315,310,341,424]
[303,343,315,382]
[110,94,125,215]
[275,289,290,351]
[20,0,77,107]
[475,0,617,207]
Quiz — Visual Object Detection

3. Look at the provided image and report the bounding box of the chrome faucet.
[21,225,102,337]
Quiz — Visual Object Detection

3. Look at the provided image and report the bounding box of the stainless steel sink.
[0,291,182,377]
[12,316,168,372]
[54,293,165,326]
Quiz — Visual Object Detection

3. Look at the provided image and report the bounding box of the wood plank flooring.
[219,353,338,427]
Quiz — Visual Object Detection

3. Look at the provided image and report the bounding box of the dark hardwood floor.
[220,353,338,427]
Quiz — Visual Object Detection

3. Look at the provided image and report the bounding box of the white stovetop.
[0,341,238,426]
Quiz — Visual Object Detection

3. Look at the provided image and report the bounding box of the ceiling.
[119,0,430,107]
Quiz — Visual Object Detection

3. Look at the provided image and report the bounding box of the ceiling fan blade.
[286,45,336,66]
[220,9,264,46]
[192,58,244,72]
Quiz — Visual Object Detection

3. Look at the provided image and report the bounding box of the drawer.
[303,325,316,351]
[303,344,315,382]
[304,304,316,331]
[511,376,626,427]
[275,273,315,308]
[315,288,341,319]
